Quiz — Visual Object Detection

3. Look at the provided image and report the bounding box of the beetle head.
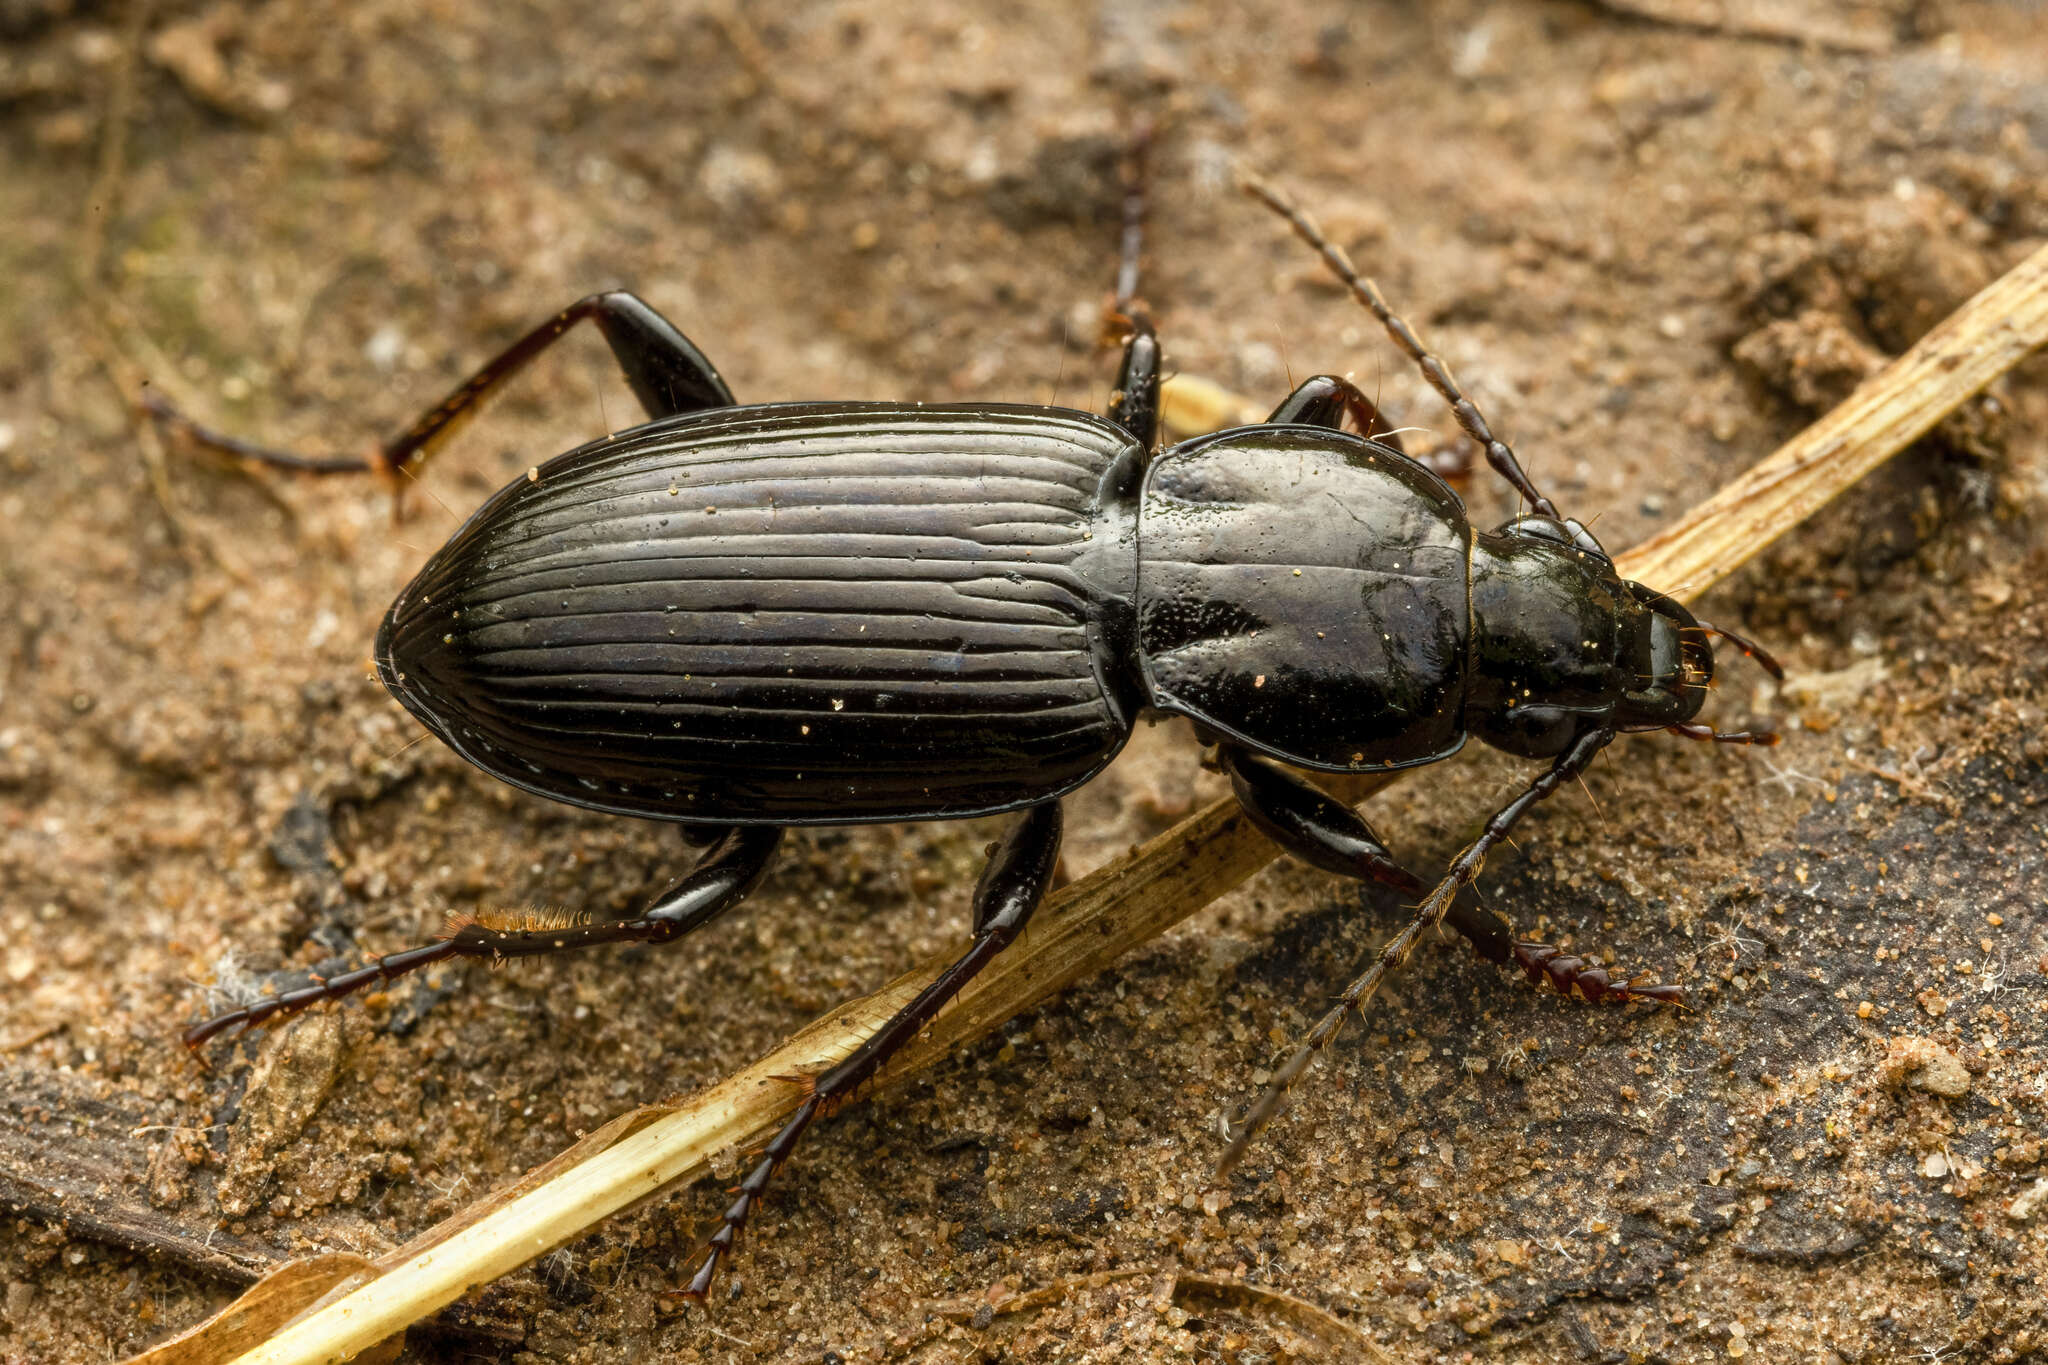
[1464,516,1711,757]
[1612,581,1716,728]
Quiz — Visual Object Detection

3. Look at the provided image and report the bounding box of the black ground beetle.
[155,162,1780,1297]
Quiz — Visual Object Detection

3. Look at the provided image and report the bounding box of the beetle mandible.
[156,158,1780,1297]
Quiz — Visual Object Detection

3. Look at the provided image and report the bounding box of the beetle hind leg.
[182,825,782,1048]
[144,290,734,513]
[670,801,1063,1303]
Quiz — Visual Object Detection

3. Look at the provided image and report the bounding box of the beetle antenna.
[1240,172,1559,521]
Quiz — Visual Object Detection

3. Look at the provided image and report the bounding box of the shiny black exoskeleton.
[376,397,1711,826]
[161,169,1778,1297]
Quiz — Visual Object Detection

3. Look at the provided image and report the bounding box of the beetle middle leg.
[1220,749,1679,1008]
[1106,314,1163,451]
[1105,118,1163,452]
[144,290,733,505]
[183,825,782,1047]
[674,801,1063,1300]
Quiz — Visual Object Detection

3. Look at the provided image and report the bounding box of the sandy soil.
[3,2,2047,1361]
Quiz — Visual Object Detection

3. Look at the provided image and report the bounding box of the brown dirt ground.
[4,2,2048,1361]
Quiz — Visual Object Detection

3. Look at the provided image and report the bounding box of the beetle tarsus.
[1101,115,1165,452]
[1664,722,1780,746]
[1114,114,1152,318]
[144,290,735,520]
[1218,747,1680,1012]
[1105,201,1161,446]
[139,389,378,477]
[1509,940,1685,1006]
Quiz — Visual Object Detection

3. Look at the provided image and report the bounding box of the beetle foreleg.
[182,825,782,1048]
[671,801,1063,1303]
[1506,942,1685,1006]
[1223,746,1680,1009]
[1263,375,1405,454]
[1217,727,1616,1177]
[1222,748,1425,891]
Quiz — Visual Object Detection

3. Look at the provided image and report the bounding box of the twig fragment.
[1585,0,1892,55]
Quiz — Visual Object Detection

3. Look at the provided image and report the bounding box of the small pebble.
[1881,1036,1971,1098]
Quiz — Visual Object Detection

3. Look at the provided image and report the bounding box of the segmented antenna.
[1240,173,1558,520]
[1220,889,1695,1177]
